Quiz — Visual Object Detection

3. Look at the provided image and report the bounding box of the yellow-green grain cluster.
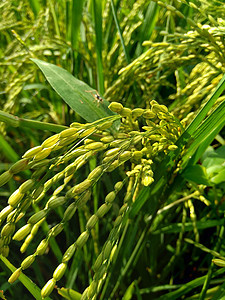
[0,100,182,298]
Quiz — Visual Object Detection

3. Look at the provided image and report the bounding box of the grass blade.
[0,255,52,300]
[71,0,85,50]
[181,99,225,168]
[92,0,104,93]
[0,110,68,133]
[28,0,40,16]
[157,268,225,300]
[58,287,81,299]
[136,1,159,56]
[153,219,224,234]
[211,280,225,299]
[110,0,130,63]
[185,74,225,137]
[49,0,60,37]
[69,0,85,76]
[0,134,19,162]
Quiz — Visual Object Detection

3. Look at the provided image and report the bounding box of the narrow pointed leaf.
[31,59,114,122]
[0,256,52,300]
[57,287,81,300]
[185,73,225,137]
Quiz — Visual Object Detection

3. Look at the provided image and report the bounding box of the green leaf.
[92,0,104,93]
[179,74,225,169]
[182,165,211,185]
[180,99,225,170]
[201,146,215,164]
[153,219,224,234]
[215,145,225,157]
[111,0,130,64]
[0,110,68,133]
[201,147,225,168]
[201,145,225,183]
[122,281,135,300]
[210,168,225,184]
[185,74,225,137]
[211,278,225,299]
[31,59,114,122]
[157,268,225,300]
[71,0,85,50]
[28,0,40,16]
[0,134,19,162]
[129,186,150,219]
[136,1,159,56]
[206,165,224,177]
[23,83,48,91]
[57,287,81,300]
[0,255,51,300]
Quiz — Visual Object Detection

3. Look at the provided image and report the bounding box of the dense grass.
[0,0,225,299]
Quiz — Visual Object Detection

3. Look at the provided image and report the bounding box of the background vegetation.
[0,0,225,299]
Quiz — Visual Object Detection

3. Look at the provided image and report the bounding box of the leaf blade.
[31,59,114,122]
[0,255,52,300]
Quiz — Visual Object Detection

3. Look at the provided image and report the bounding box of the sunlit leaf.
[31,59,115,123]
[210,168,225,184]
[57,287,81,300]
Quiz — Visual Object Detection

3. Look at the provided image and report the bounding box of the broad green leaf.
[201,146,215,163]
[206,165,224,177]
[210,168,225,184]
[216,145,225,157]
[201,145,225,183]
[202,153,225,169]
[182,165,211,186]
[31,59,115,123]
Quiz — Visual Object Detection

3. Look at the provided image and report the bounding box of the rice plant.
[0,0,225,299]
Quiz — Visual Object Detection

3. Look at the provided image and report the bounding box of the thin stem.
[110,0,130,64]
